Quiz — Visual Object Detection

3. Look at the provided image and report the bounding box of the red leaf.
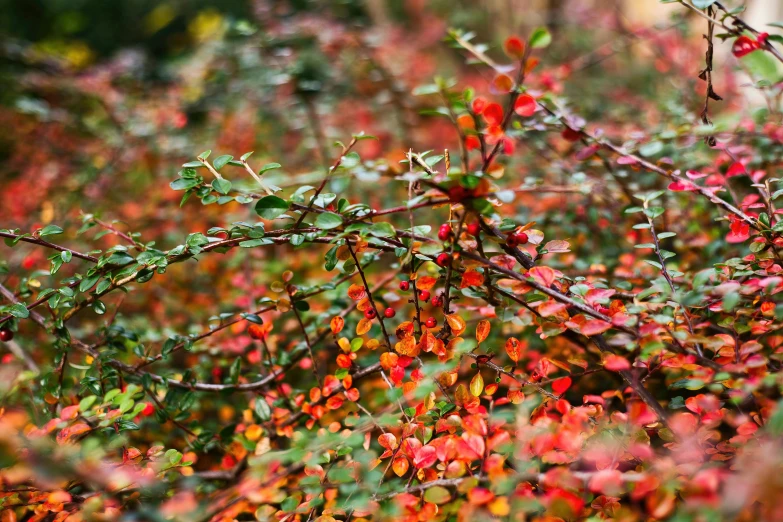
[552,377,572,395]
[482,103,504,126]
[726,162,746,177]
[732,36,760,58]
[604,354,631,371]
[504,36,525,59]
[514,94,536,117]
[413,445,438,468]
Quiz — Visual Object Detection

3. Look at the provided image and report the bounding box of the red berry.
[438,224,453,241]
[432,296,443,307]
[384,307,395,318]
[141,402,155,416]
[419,290,430,302]
[507,234,520,248]
[399,281,410,291]
[466,221,480,237]
[515,232,529,244]
[0,329,13,342]
[364,307,377,319]
[425,317,437,328]
[436,252,450,267]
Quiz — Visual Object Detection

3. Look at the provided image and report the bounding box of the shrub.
[2,2,783,521]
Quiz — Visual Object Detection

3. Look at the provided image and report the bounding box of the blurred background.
[1,0,781,331]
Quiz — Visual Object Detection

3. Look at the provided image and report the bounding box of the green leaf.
[639,141,664,157]
[170,177,200,191]
[259,163,282,175]
[529,27,552,49]
[239,238,272,247]
[212,155,233,171]
[106,252,134,265]
[182,161,203,168]
[692,0,717,7]
[412,84,440,96]
[423,486,451,504]
[229,357,241,384]
[61,250,72,263]
[198,150,211,160]
[255,397,271,421]
[369,222,396,238]
[79,273,100,292]
[255,196,290,220]
[240,151,254,161]
[212,178,232,195]
[7,303,29,318]
[39,225,63,237]
[315,212,343,230]
[742,49,782,85]
[79,396,97,411]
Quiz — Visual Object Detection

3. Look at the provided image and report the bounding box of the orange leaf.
[508,389,525,404]
[395,321,414,340]
[326,395,344,410]
[455,384,469,406]
[505,337,524,363]
[493,74,514,93]
[56,422,91,444]
[378,433,397,450]
[395,336,420,357]
[468,487,495,505]
[544,239,571,254]
[582,319,612,336]
[538,300,567,318]
[460,269,484,289]
[329,315,345,335]
[345,388,360,402]
[393,456,409,477]
[528,266,555,287]
[416,276,438,290]
[380,352,399,371]
[445,314,467,336]
[336,354,352,369]
[475,320,491,344]
[347,284,367,300]
[356,317,373,335]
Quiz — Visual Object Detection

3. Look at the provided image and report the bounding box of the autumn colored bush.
[3,1,783,521]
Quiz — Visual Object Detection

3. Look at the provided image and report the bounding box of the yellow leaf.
[356,317,372,335]
[469,373,484,397]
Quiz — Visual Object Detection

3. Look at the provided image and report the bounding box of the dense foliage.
[2,1,783,520]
